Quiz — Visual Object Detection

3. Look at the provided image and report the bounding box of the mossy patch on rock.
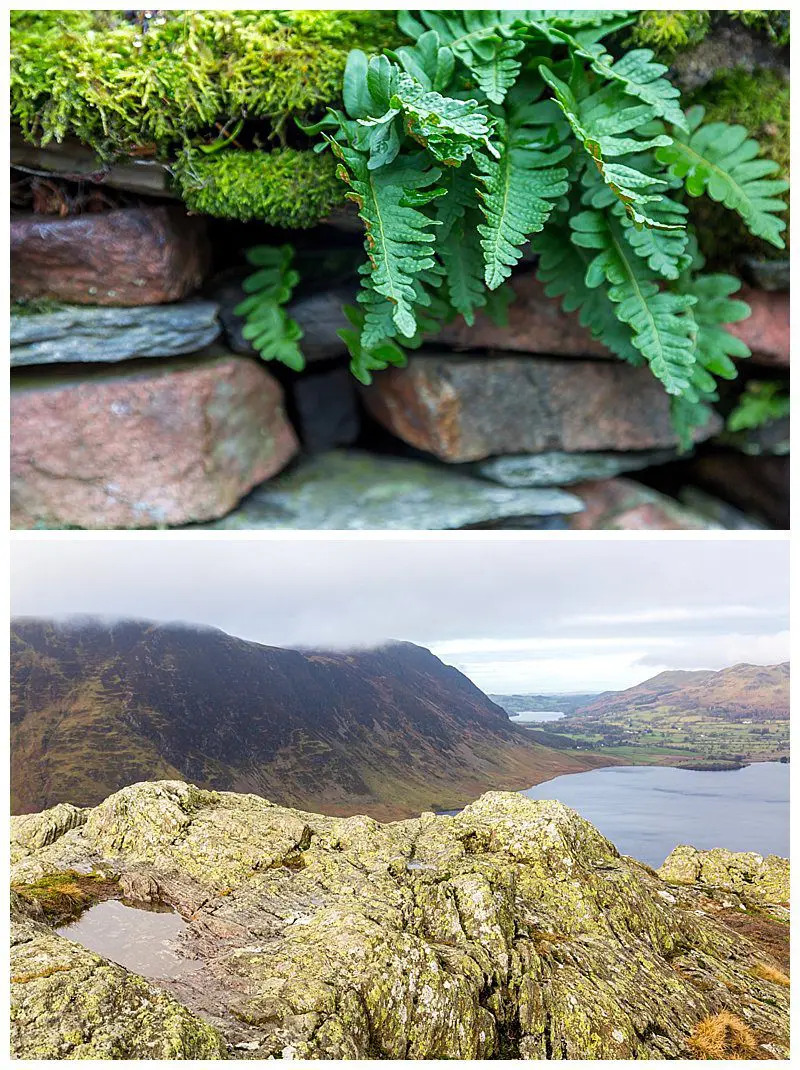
[172,148,345,228]
[10,9,399,156]
[10,781,790,1060]
[629,10,712,55]
[12,871,120,926]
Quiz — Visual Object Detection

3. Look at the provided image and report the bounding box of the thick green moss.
[630,10,711,55]
[10,9,399,156]
[173,148,345,228]
[687,68,790,264]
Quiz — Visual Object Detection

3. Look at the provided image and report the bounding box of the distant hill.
[572,663,789,722]
[10,617,611,818]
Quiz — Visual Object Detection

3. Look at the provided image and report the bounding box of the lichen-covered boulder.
[659,845,789,907]
[10,782,790,1060]
[11,919,226,1059]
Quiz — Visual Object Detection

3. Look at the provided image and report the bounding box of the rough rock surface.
[659,846,789,908]
[569,478,723,530]
[11,207,210,306]
[728,287,790,368]
[11,782,789,1060]
[10,302,221,367]
[198,450,583,530]
[291,367,361,453]
[11,352,298,529]
[435,273,788,369]
[361,355,720,462]
[476,449,678,488]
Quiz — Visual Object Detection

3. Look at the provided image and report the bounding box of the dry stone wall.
[10,200,789,530]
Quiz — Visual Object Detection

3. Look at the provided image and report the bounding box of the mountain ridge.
[572,661,789,721]
[11,616,610,818]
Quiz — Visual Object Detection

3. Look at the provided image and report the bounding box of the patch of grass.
[12,870,119,925]
[687,1012,760,1060]
[751,962,790,987]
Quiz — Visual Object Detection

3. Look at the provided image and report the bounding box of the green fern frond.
[620,196,691,280]
[338,304,408,385]
[476,93,571,289]
[571,210,698,395]
[398,11,525,104]
[533,215,644,366]
[384,72,496,165]
[540,68,676,227]
[434,165,487,323]
[657,106,789,248]
[331,141,442,341]
[676,272,751,379]
[727,381,790,433]
[234,245,305,372]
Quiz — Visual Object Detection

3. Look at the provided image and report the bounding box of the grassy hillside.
[11,618,612,818]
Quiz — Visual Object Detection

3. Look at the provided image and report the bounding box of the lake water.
[511,710,565,723]
[522,761,789,867]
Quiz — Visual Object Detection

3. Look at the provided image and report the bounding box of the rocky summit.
[11,781,789,1060]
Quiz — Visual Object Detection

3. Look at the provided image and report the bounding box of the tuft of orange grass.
[751,962,790,986]
[688,1012,760,1060]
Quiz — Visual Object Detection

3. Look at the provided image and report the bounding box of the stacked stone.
[11,205,789,530]
[11,207,299,529]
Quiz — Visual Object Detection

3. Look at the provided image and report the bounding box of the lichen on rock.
[10,781,790,1060]
[659,844,789,907]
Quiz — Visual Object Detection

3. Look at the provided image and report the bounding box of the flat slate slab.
[11,302,221,366]
[476,449,679,487]
[198,449,584,530]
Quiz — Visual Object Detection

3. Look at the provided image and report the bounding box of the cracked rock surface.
[11,781,789,1059]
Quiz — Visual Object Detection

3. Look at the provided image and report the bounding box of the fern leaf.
[331,142,441,340]
[400,11,525,104]
[392,30,455,93]
[677,272,751,379]
[338,304,408,385]
[570,210,698,394]
[657,106,789,248]
[599,49,688,132]
[234,245,305,372]
[434,165,487,323]
[532,215,644,366]
[476,95,570,289]
[620,196,691,280]
[386,72,496,165]
[540,68,678,228]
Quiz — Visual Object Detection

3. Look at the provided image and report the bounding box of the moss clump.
[12,870,120,924]
[630,10,711,55]
[686,67,790,265]
[731,10,790,47]
[173,148,345,228]
[10,9,399,156]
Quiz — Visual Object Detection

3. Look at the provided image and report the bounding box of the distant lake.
[511,710,565,723]
[522,762,789,867]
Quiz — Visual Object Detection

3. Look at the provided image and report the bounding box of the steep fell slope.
[11,617,608,817]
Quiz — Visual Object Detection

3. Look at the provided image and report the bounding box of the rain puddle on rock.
[57,899,201,980]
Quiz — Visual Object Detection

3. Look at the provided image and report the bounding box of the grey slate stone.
[10,302,221,366]
[476,449,679,487]
[197,449,584,530]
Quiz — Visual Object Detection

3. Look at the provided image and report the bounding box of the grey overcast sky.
[11,538,788,692]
